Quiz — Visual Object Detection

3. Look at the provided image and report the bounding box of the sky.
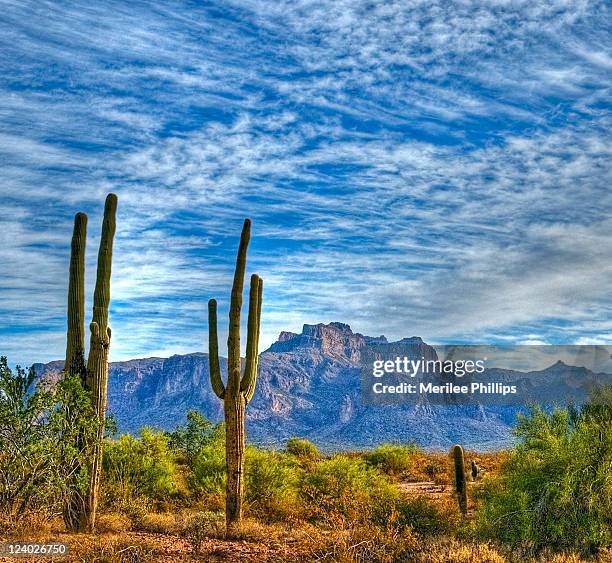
[1,0,611,366]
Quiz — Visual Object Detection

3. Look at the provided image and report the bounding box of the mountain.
[33,322,609,451]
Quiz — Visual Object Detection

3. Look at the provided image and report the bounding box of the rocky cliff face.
[35,322,605,450]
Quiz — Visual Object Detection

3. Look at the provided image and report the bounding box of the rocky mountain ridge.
[34,322,608,450]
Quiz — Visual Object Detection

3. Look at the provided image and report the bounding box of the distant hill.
[34,322,610,451]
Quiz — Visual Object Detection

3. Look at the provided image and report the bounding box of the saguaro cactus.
[85,193,117,531]
[208,218,263,533]
[63,194,117,532]
[453,444,468,515]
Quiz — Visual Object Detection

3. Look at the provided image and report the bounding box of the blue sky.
[1,0,611,365]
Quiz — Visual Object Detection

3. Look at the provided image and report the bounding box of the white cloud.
[0,0,610,364]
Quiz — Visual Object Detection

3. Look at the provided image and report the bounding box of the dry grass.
[73,537,156,563]
[132,512,182,535]
[96,512,132,534]
[2,515,609,563]
[414,540,506,563]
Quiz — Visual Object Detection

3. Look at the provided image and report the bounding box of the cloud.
[0,0,610,365]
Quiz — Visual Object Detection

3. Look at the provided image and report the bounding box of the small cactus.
[471,459,481,481]
[453,444,468,515]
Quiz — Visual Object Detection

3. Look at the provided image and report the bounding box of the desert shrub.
[0,357,97,520]
[188,430,226,497]
[184,511,225,553]
[244,447,302,519]
[0,358,58,518]
[286,437,320,460]
[363,443,421,477]
[424,456,448,484]
[311,522,419,562]
[167,411,221,465]
[102,428,179,509]
[477,394,612,554]
[396,496,455,536]
[301,455,400,527]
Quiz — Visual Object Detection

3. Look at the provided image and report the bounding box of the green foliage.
[363,443,420,476]
[188,427,226,496]
[102,428,179,508]
[285,437,320,460]
[0,357,96,519]
[244,447,302,519]
[0,357,57,517]
[477,393,612,554]
[167,411,220,465]
[301,455,400,527]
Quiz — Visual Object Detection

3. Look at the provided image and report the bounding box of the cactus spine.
[453,444,468,515]
[208,218,263,533]
[63,194,117,532]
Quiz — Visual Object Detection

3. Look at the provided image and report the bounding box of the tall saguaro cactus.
[208,218,263,533]
[453,444,468,515]
[85,193,117,531]
[63,194,117,532]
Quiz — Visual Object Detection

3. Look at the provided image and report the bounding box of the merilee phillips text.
[372,382,517,395]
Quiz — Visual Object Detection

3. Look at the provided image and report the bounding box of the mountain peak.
[268,322,365,359]
[302,322,353,335]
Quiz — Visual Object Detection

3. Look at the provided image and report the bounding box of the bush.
[424,457,448,484]
[0,357,97,520]
[286,437,320,460]
[311,523,419,562]
[364,443,421,477]
[396,497,454,536]
[102,428,180,509]
[188,431,226,497]
[245,447,302,520]
[477,395,612,554]
[301,455,400,527]
[184,511,225,553]
[167,411,220,465]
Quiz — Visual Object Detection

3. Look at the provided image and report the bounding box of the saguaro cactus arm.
[241,274,262,403]
[227,219,251,392]
[90,194,116,329]
[208,299,225,399]
[66,212,87,379]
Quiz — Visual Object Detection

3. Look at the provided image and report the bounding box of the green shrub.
[167,411,221,465]
[301,455,400,527]
[363,443,420,476]
[286,437,320,460]
[102,427,179,508]
[0,358,96,520]
[477,395,612,554]
[188,431,226,497]
[245,447,302,519]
